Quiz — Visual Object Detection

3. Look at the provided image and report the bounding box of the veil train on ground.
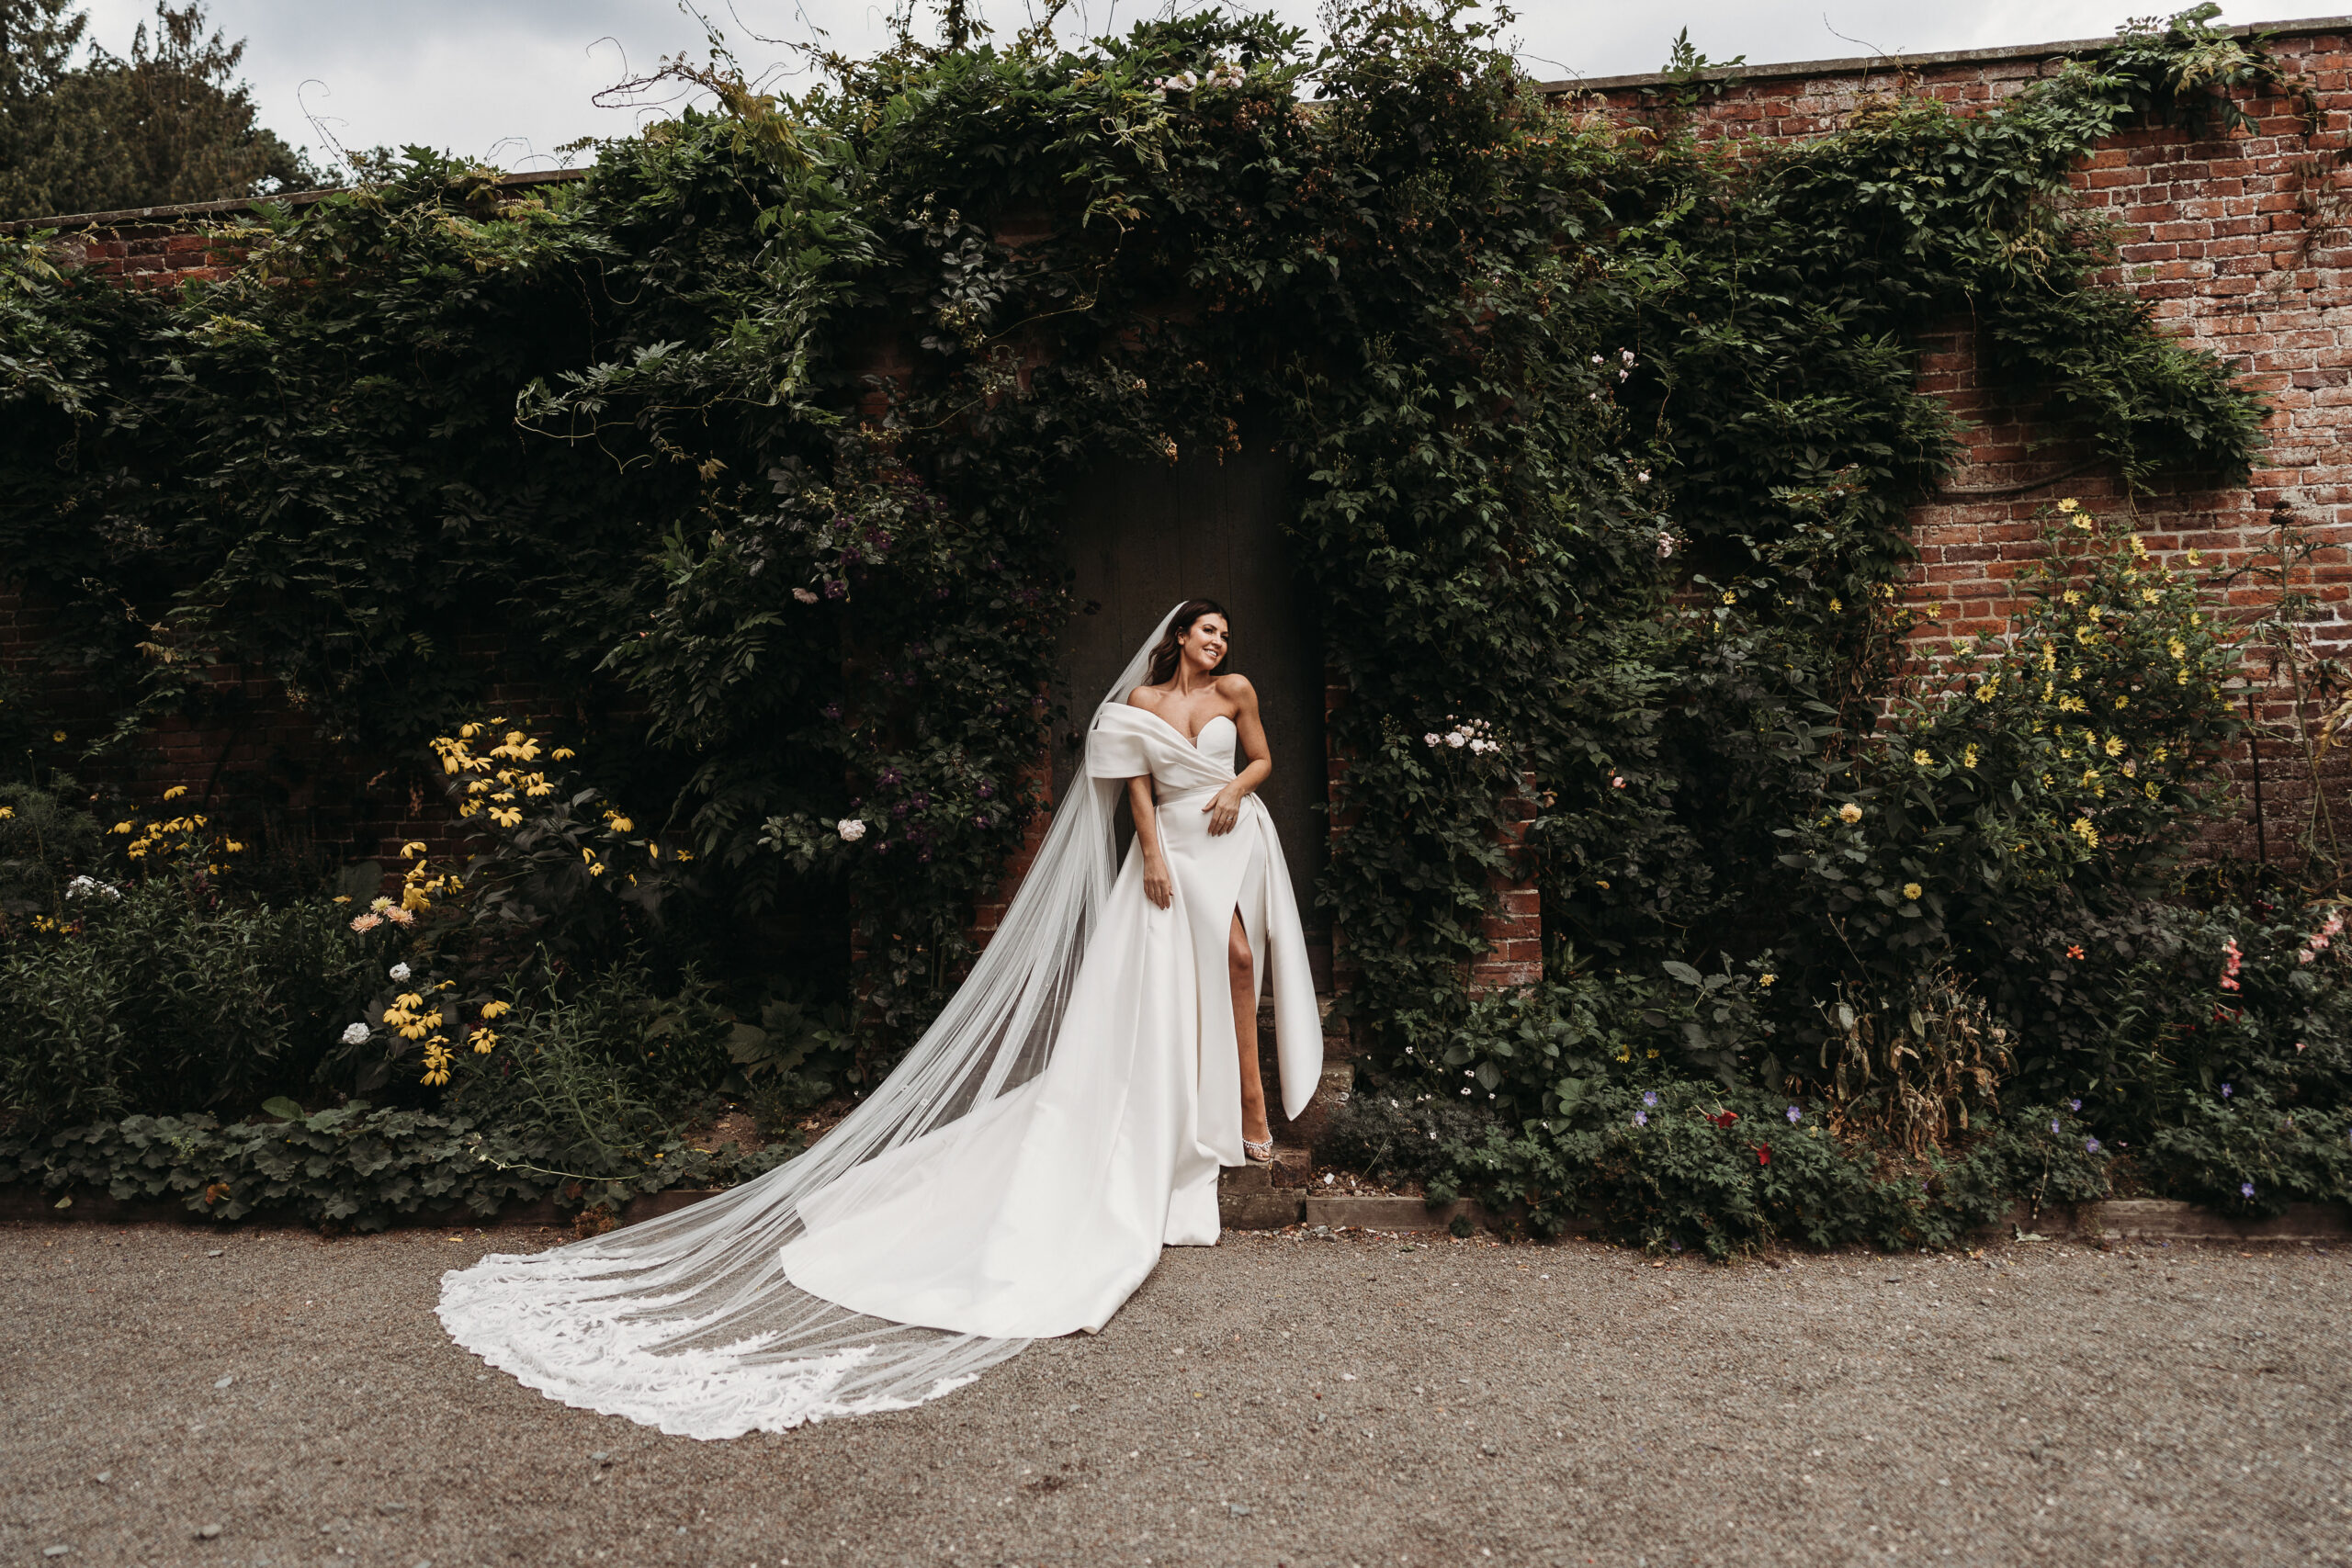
[436,601,1319,1438]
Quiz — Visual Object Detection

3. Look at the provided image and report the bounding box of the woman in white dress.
[437,599,1323,1436]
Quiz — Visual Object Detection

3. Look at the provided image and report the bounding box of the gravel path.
[5,1221,2347,1568]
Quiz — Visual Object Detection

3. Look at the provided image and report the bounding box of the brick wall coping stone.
[14,14,2343,236]
[0,165,589,234]
[1541,13,2352,96]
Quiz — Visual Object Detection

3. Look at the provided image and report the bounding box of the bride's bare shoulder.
[1214,672,1258,705]
[1125,682,1162,710]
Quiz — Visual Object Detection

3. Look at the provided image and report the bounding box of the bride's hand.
[1204,786,1242,836]
[1143,855,1173,909]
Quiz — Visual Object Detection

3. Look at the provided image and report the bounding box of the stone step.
[1216,1147,1313,1229]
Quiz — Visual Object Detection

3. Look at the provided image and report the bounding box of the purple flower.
[1642,1091,1658,1108]
[909,644,930,660]
[918,850,932,863]
[902,672,920,687]
[977,784,994,799]
[2051,1119,2062,1134]
[879,769,902,787]
[1786,1105,1802,1123]
[2241,1181,2256,1199]
[822,578,847,600]
[2069,1098,2082,1111]
[973,814,990,828]
[891,802,909,818]
[1633,1111,1648,1127]
[2222,1083,2233,1099]
[2086,1137,2101,1153]
[870,531,893,552]
[910,793,930,811]
[820,704,842,720]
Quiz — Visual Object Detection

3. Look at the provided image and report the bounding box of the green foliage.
[0,779,105,915]
[1770,505,2243,992]
[436,960,759,1210]
[722,984,859,1116]
[1326,1083,2116,1257]
[0,863,365,1127]
[0,1097,786,1228]
[428,718,694,967]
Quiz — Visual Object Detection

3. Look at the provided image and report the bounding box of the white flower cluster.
[64,874,121,900]
[1656,528,1679,559]
[1152,62,1246,97]
[389,962,412,982]
[1423,716,1498,754]
[837,818,868,842]
[341,1022,371,1046]
[1589,347,1636,380]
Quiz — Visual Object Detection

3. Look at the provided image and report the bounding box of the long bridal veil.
[436,604,1192,1438]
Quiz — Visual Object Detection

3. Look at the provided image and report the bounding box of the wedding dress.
[436,604,1322,1438]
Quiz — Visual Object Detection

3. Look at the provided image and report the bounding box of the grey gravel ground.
[5,1221,2349,1568]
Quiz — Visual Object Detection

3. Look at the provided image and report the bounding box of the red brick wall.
[1574,20,2352,878]
[37,222,242,287]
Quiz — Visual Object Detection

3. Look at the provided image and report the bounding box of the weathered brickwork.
[1570,19,2352,874]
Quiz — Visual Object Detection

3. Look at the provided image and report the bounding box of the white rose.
[1445,731,1467,749]
[389,963,412,982]
[1424,732,1442,747]
[837,818,868,842]
[341,1022,371,1046]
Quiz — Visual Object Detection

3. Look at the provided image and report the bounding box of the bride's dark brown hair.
[1145,599,1230,685]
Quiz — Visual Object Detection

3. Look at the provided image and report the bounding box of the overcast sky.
[71,0,2352,174]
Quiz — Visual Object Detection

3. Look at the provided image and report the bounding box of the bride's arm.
[1128,774,1173,908]
[1207,675,1272,837]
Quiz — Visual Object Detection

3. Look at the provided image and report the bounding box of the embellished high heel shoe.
[1242,1134,1275,1165]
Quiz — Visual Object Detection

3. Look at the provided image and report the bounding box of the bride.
[438,599,1324,1438]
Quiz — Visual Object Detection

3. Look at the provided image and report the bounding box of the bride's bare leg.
[1230,910,1272,1146]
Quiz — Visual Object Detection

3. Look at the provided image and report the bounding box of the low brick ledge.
[9,1183,2346,1247]
[1228,1190,2351,1244]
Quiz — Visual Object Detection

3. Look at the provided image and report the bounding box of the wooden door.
[1052,451,1329,954]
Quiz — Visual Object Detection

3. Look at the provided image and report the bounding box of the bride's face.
[1181,615,1229,675]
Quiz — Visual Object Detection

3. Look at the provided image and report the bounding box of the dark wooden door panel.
[1052,451,1328,937]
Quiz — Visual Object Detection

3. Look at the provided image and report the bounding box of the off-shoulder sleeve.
[1084,713,1159,780]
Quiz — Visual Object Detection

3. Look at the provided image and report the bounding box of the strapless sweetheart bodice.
[1186,713,1237,766]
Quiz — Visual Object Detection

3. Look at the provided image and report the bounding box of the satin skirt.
[775,781,1270,1339]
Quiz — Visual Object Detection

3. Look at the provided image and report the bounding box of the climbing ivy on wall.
[0,5,2278,1081]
